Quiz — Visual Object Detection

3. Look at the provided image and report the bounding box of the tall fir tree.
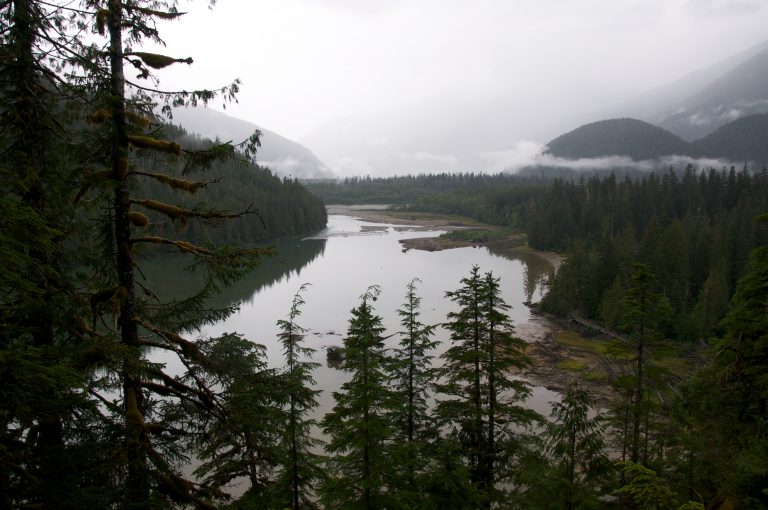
[543,385,611,509]
[274,284,324,509]
[387,278,438,507]
[437,266,538,507]
[0,1,96,506]
[322,286,396,509]
[618,264,671,466]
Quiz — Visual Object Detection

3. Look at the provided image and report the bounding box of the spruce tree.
[387,278,438,506]
[437,266,538,506]
[0,2,95,506]
[543,385,610,509]
[619,264,671,465]
[274,284,324,509]
[322,286,395,509]
[192,333,285,507]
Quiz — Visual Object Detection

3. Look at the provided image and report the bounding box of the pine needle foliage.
[273,284,325,510]
[322,286,397,509]
[437,266,540,506]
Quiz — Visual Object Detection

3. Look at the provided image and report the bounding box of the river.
[142,211,560,420]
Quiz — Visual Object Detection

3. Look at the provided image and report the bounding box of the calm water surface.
[143,213,559,418]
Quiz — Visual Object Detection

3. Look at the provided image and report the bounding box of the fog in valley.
[154,0,768,176]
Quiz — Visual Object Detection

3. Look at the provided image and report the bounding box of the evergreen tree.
[437,266,538,506]
[0,1,95,505]
[615,264,671,466]
[543,385,611,509]
[387,278,438,506]
[274,284,324,509]
[322,286,396,509]
[192,333,285,507]
[74,1,267,506]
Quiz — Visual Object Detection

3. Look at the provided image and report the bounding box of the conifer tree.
[322,286,395,509]
[72,1,267,506]
[543,385,611,509]
[619,264,671,465]
[192,333,285,507]
[387,278,438,505]
[437,266,538,506]
[274,284,324,509]
[0,2,95,505]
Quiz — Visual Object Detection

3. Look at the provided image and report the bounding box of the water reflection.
[138,238,327,309]
[486,243,552,303]
[144,214,561,423]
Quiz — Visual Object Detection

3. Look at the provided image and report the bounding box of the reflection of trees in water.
[139,239,327,309]
[486,243,552,303]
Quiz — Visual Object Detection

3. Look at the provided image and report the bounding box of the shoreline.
[516,309,615,405]
[328,204,608,402]
[327,204,563,269]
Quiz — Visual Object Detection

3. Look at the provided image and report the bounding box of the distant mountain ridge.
[170,107,333,179]
[657,50,768,140]
[694,113,768,163]
[545,114,768,165]
[546,118,691,161]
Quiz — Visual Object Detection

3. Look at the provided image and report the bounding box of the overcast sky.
[153,0,767,143]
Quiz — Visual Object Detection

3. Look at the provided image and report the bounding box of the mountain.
[615,39,768,128]
[170,107,333,179]
[545,118,691,160]
[300,94,592,176]
[694,113,768,164]
[543,114,768,167]
[656,50,768,140]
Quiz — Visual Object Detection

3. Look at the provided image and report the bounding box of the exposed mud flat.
[517,310,615,406]
[399,237,483,251]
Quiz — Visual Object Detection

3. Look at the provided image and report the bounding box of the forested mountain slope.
[693,113,768,163]
[545,115,768,166]
[544,118,691,160]
[137,124,327,244]
[171,106,333,179]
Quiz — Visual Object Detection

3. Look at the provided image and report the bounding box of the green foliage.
[517,385,611,509]
[615,462,679,510]
[193,334,285,503]
[436,266,539,505]
[274,284,325,510]
[545,386,611,508]
[386,278,439,506]
[321,286,397,509]
[546,118,692,161]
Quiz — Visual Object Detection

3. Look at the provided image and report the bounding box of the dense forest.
[139,124,327,244]
[3,1,768,509]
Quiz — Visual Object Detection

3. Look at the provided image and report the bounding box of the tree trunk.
[107,0,146,503]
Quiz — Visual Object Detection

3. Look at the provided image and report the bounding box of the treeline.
[306,173,551,216]
[151,267,722,509]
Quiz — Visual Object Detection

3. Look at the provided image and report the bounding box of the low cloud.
[394,152,460,166]
[486,142,742,173]
[261,157,333,178]
[479,141,546,170]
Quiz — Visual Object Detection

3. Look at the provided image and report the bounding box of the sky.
[149,0,768,175]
